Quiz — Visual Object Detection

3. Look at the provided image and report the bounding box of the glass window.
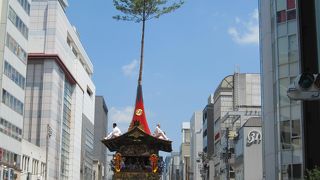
[279,64,289,78]
[289,62,299,76]
[8,7,28,39]
[287,0,295,10]
[6,34,27,63]
[278,37,288,64]
[280,120,291,150]
[277,0,286,11]
[277,23,287,37]
[277,10,287,23]
[287,10,296,21]
[279,78,290,106]
[287,20,297,34]
[291,120,301,150]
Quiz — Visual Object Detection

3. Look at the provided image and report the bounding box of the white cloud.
[228,9,259,45]
[122,60,139,77]
[109,106,134,124]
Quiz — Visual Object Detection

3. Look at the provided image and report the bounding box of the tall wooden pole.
[138,0,146,85]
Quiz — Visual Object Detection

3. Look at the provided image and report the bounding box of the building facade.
[259,0,320,179]
[20,140,46,180]
[203,73,261,180]
[202,95,214,180]
[93,96,109,180]
[163,152,180,180]
[180,122,191,180]
[234,117,262,180]
[22,0,95,180]
[0,0,30,178]
[80,115,94,180]
[190,111,203,180]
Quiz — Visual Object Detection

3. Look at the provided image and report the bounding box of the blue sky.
[67,0,259,152]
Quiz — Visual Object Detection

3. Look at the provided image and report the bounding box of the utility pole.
[225,128,230,180]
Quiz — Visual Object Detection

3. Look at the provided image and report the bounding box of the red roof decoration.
[128,84,151,134]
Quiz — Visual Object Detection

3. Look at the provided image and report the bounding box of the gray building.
[180,122,191,180]
[163,156,172,180]
[93,96,109,180]
[201,96,214,180]
[234,117,262,180]
[203,73,261,180]
[80,115,94,180]
[259,0,320,179]
[190,111,203,180]
[165,152,180,180]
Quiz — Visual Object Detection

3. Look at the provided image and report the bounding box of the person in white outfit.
[154,123,168,140]
[106,123,122,139]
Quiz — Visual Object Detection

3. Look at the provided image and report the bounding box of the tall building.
[23,0,95,179]
[180,122,191,180]
[190,111,203,180]
[202,95,214,180]
[0,0,30,178]
[93,96,109,180]
[260,0,320,179]
[163,156,172,180]
[203,73,261,179]
[164,152,180,180]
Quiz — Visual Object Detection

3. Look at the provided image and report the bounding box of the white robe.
[106,126,122,139]
[154,126,168,140]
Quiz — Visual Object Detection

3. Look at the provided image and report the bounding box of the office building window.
[277,11,287,23]
[6,33,27,63]
[17,0,30,15]
[2,89,24,115]
[0,147,21,168]
[0,118,22,141]
[287,0,295,9]
[4,61,25,89]
[8,7,29,39]
[60,80,73,180]
[277,0,296,24]
[287,10,296,21]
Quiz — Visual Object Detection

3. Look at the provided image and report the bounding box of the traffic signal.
[287,73,320,100]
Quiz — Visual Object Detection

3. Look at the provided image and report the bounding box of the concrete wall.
[243,127,263,180]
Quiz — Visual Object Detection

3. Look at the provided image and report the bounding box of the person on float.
[106,123,122,139]
[154,123,169,140]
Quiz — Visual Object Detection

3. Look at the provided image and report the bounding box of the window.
[87,86,93,97]
[0,118,22,141]
[280,120,291,150]
[17,0,31,15]
[4,61,25,89]
[287,10,296,21]
[277,10,287,23]
[6,33,27,63]
[2,89,24,115]
[8,7,29,39]
[287,0,295,10]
